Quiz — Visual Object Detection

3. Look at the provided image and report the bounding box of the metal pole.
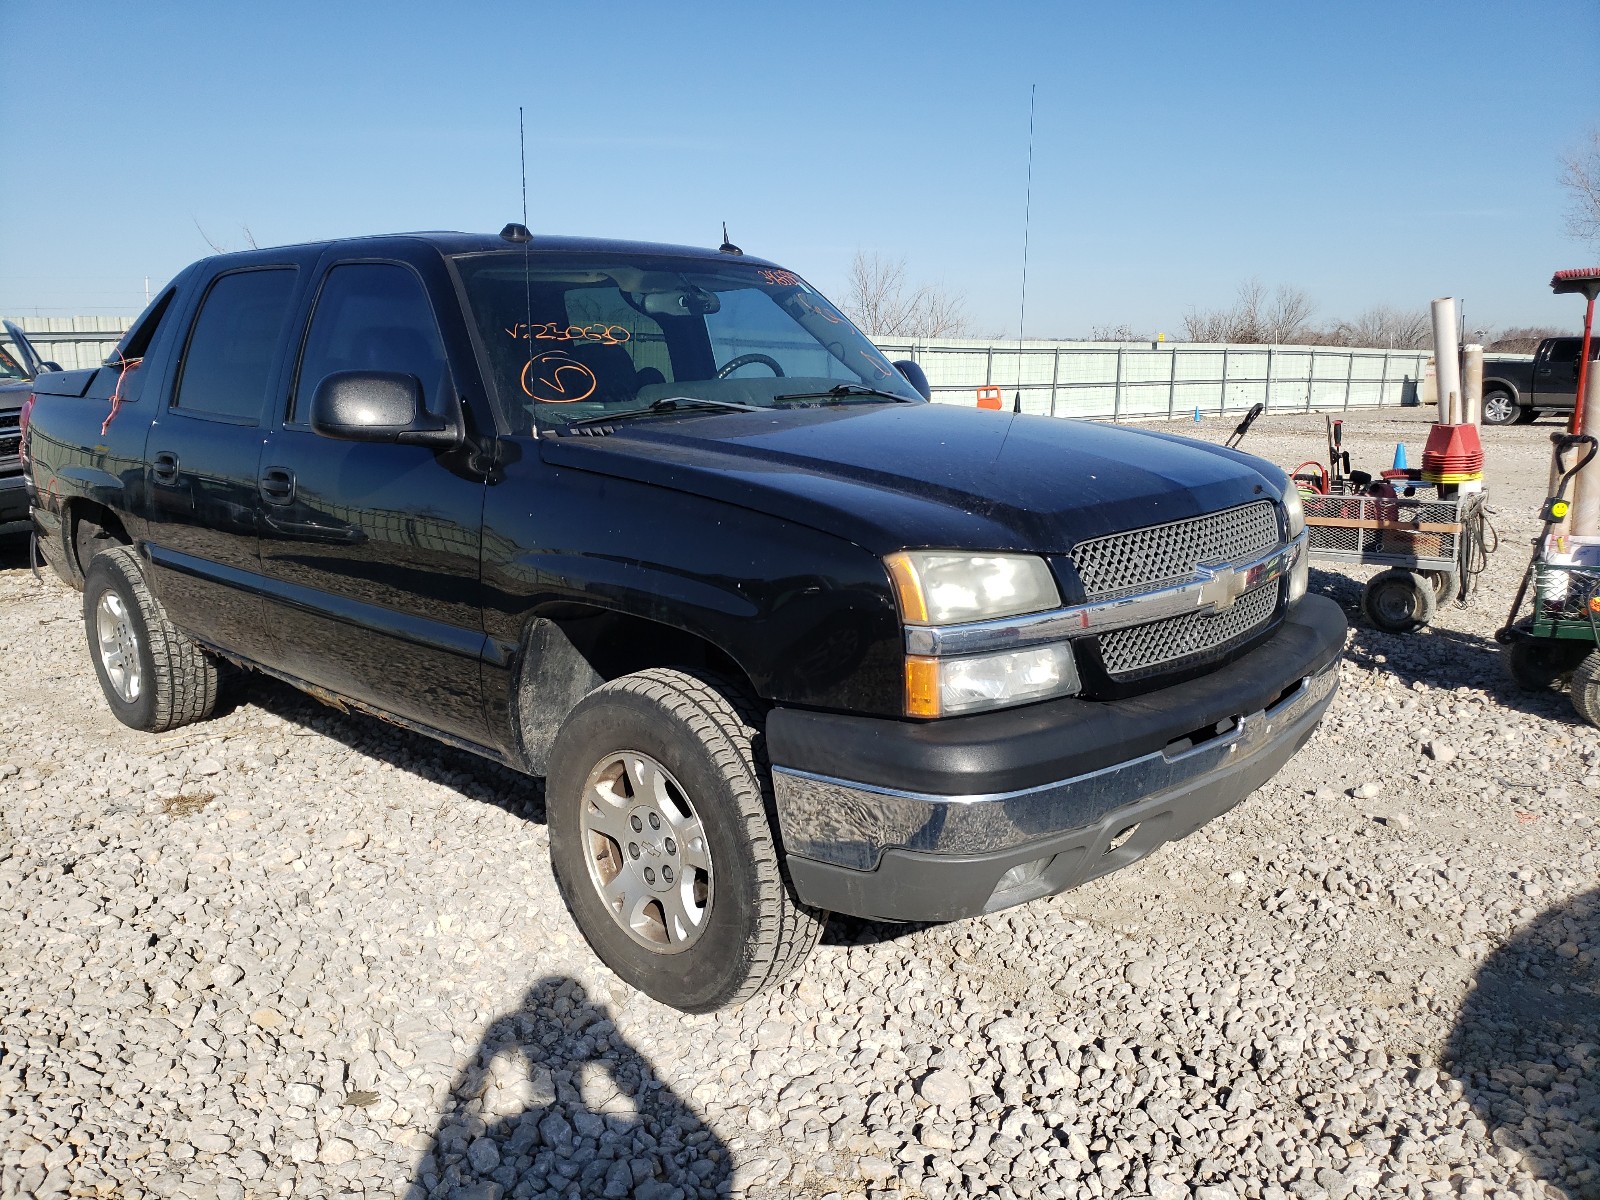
[1049,345,1060,417]
[1167,346,1179,419]
[985,346,994,386]
[1343,351,1355,410]
[1219,348,1229,414]
[1263,346,1274,414]
[1113,346,1124,422]
[1378,350,1390,407]
[1305,350,1315,412]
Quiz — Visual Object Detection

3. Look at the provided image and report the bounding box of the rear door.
[255,250,491,741]
[141,261,308,658]
[1532,338,1589,407]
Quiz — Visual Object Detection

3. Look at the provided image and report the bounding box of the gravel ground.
[1,406,1596,1200]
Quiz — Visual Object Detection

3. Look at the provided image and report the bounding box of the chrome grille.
[1098,580,1278,679]
[0,411,18,471]
[1072,501,1280,598]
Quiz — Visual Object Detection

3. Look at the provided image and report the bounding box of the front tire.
[1505,637,1589,693]
[83,547,220,732]
[546,669,824,1012]
[1481,390,1518,426]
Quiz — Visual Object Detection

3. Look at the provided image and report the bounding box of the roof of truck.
[204,231,782,268]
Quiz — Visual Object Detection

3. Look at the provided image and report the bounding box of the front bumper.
[768,594,1345,921]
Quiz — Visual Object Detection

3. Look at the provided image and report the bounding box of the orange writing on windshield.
[759,269,800,288]
[506,322,631,346]
[521,352,597,403]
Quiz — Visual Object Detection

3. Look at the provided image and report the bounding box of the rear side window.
[174,268,298,422]
[291,263,450,423]
[1550,340,1580,365]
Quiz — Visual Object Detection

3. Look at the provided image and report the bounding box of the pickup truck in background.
[23,230,1344,1011]
[2,320,60,536]
[1481,335,1599,425]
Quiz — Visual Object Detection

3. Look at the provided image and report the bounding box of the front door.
[256,258,489,742]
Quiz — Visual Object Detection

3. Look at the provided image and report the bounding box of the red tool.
[1551,268,1600,435]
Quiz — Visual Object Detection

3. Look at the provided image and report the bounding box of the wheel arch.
[509,604,762,776]
[60,497,133,587]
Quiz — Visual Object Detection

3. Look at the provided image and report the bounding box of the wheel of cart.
[1304,486,1485,634]
[1500,556,1600,726]
[1360,568,1436,633]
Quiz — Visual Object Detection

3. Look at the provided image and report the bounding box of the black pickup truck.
[24,230,1343,1011]
[1481,335,1599,425]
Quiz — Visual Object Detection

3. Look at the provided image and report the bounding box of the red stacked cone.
[1421,422,1484,485]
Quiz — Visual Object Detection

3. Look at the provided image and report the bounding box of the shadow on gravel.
[405,976,729,1200]
[1445,887,1599,1199]
[0,531,43,573]
[1310,565,1586,726]
[237,673,547,823]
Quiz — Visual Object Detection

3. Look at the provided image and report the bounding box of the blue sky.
[3,0,1595,337]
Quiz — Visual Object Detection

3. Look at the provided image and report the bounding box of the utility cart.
[1303,484,1488,633]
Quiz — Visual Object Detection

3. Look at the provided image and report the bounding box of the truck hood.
[537,402,1284,556]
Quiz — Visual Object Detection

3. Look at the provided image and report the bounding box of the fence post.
[1378,350,1390,407]
[985,346,994,386]
[1113,347,1124,422]
[1343,351,1356,410]
[1049,345,1060,417]
[1262,346,1274,413]
[1167,346,1178,419]
[1219,347,1230,414]
[1305,349,1315,411]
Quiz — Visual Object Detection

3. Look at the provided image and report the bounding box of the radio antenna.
[1014,83,1036,415]
[520,106,533,379]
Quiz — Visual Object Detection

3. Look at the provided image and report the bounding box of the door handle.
[151,451,179,483]
[259,466,296,505]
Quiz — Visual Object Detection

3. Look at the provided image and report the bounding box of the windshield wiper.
[559,396,766,431]
[772,383,919,405]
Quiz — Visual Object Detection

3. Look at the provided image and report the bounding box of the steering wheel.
[715,353,785,380]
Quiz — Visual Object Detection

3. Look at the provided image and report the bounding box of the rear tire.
[1505,637,1589,692]
[1480,390,1518,426]
[83,547,220,732]
[1572,652,1600,728]
[546,668,825,1013]
[1361,568,1437,633]
[1425,567,1459,605]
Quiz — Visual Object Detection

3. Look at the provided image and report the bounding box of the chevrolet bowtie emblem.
[1196,562,1252,612]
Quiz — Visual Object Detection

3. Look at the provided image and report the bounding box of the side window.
[174,269,297,422]
[292,263,450,423]
[1549,340,1580,366]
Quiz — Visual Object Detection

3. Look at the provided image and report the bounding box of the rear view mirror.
[892,359,931,401]
[310,371,461,448]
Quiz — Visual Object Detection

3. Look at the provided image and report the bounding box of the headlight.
[884,551,1060,624]
[907,644,1081,717]
[1281,480,1305,539]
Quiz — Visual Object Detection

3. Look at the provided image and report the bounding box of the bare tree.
[193,218,260,254]
[1486,325,1569,354]
[1182,279,1314,344]
[1088,323,1147,342]
[1328,305,1433,350]
[1561,129,1600,250]
[841,252,971,338]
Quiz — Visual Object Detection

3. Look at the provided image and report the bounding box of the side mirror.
[892,359,931,402]
[310,371,461,448]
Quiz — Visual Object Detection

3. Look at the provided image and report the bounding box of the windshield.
[0,337,30,382]
[453,253,923,434]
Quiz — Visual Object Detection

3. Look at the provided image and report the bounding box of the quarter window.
[174,269,298,422]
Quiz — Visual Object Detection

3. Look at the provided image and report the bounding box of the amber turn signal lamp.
[905,655,941,718]
[884,551,930,624]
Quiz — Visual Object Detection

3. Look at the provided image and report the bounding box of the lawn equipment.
[1497,266,1600,723]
